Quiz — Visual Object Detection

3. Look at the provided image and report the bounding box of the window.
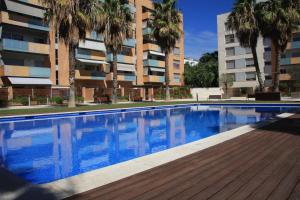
[265,61,272,66]
[226,60,235,69]
[264,47,271,51]
[293,33,300,42]
[246,58,254,67]
[292,52,300,57]
[55,49,59,65]
[246,72,256,81]
[56,70,59,85]
[173,60,180,69]
[263,38,271,46]
[265,75,272,80]
[173,48,180,55]
[225,34,235,44]
[174,73,181,83]
[280,69,287,74]
[225,22,230,32]
[225,47,235,56]
[245,48,252,54]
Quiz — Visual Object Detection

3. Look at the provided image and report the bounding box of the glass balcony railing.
[1,38,49,54]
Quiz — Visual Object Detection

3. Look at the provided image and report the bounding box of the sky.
[177,0,235,59]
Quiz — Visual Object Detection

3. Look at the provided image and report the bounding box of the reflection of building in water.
[0,108,207,183]
[184,106,221,143]
[218,106,275,132]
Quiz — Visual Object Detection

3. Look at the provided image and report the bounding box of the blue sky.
[178,0,235,59]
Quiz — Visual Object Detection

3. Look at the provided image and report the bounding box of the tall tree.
[41,0,100,107]
[150,0,182,100]
[227,0,264,92]
[256,0,300,92]
[184,51,219,88]
[95,0,133,104]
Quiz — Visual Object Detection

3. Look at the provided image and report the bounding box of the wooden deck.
[67,114,300,200]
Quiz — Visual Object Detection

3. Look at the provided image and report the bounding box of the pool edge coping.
[1,102,300,122]
[32,112,294,199]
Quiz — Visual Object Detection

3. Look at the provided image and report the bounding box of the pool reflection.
[0,106,292,184]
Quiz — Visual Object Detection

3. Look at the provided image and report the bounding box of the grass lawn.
[0,100,299,117]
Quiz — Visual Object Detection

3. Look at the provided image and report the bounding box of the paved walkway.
[66,114,300,200]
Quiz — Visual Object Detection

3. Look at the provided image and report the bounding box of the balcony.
[78,40,106,52]
[86,31,103,41]
[144,75,165,83]
[142,12,152,20]
[143,28,152,35]
[143,43,162,52]
[76,48,106,61]
[75,70,106,81]
[279,74,292,81]
[4,0,45,18]
[143,59,165,68]
[0,39,49,55]
[286,41,300,49]
[107,54,135,64]
[106,73,136,82]
[2,65,50,78]
[280,57,300,66]
[123,39,136,48]
[0,11,49,32]
[17,0,43,7]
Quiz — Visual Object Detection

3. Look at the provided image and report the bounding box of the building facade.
[0,0,184,102]
[217,12,273,97]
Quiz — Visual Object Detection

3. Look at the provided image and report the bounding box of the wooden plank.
[289,180,300,200]
[191,134,295,200]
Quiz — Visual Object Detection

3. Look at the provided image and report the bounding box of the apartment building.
[217,12,273,97]
[0,0,184,102]
[279,30,300,90]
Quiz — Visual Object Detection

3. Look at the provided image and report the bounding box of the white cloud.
[184,30,218,59]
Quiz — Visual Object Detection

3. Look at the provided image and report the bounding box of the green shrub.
[118,96,129,101]
[35,96,47,105]
[51,96,63,105]
[76,96,84,103]
[0,99,8,108]
[14,96,29,106]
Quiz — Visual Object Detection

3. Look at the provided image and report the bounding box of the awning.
[150,67,165,72]
[149,51,165,56]
[117,64,136,72]
[8,77,52,85]
[4,0,45,18]
[77,58,108,65]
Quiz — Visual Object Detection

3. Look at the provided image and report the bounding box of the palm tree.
[95,0,133,104]
[150,0,182,100]
[227,0,264,92]
[41,0,100,107]
[256,0,300,92]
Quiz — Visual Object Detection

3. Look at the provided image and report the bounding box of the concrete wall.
[191,88,224,100]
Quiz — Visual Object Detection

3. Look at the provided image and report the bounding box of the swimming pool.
[0,104,299,184]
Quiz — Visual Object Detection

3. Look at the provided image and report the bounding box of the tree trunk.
[112,52,118,104]
[272,42,280,92]
[251,45,264,92]
[165,51,170,100]
[68,43,76,108]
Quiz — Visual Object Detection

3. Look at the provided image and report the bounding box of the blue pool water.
[0,104,299,184]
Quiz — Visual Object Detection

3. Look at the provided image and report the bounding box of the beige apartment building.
[218,11,300,97]
[0,0,184,102]
[217,12,273,97]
